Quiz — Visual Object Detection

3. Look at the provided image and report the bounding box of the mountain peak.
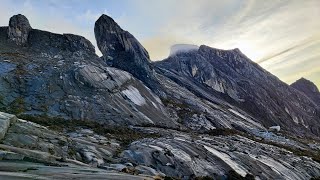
[198,45,231,54]
[292,78,319,93]
[94,14,159,90]
[95,14,122,35]
[94,14,149,60]
[8,14,32,45]
[291,77,320,106]
[198,45,244,54]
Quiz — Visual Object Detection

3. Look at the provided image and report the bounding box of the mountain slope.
[155,45,320,136]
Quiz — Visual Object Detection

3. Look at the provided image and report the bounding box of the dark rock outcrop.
[94,14,159,90]
[291,78,320,106]
[8,14,32,45]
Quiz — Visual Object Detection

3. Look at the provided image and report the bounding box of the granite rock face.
[0,112,319,180]
[155,45,320,136]
[0,15,176,128]
[155,72,267,132]
[123,127,320,179]
[8,14,32,45]
[94,15,266,132]
[94,14,159,91]
[0,112,154,179]
[291,78,320,106]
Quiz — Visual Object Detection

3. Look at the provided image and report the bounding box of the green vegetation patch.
[205,129,240,136]
[8,97,25,114]
[17,114,161,146]
[161,98,201,123]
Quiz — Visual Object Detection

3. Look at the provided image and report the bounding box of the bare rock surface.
[0,112,16,140]
[0,112,155,179]
[0,161,153,180]
[0,14,176,128]
[155,45,320,136]
[0,112,319,179]
[123,127,320,179]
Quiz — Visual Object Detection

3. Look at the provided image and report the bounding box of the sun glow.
[233,42,261,61]
[215,41,263,62]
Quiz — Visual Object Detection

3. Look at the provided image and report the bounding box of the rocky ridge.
[155,45,320,136]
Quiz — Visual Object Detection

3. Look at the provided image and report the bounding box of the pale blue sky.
[0,0,319,87]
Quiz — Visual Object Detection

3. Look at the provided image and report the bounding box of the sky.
[0,0,319,87]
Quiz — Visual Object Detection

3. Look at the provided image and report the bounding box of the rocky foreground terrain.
[0,14,320,179]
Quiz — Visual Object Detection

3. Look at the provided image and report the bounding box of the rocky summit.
[8,14,32,45]
[291,78,320,107]
[0,14,320,180]
[94,14,159,91]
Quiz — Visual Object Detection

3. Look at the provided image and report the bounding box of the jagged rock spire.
[94,14,150,61]
[8,14,32,45]
[94,14,159,90]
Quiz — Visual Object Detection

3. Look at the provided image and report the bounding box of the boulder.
[8,14,32,45]
[269,126,281,132]
[0,112,17,140]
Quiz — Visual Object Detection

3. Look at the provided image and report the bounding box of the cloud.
[133,1,319,61]
[142,35,196,60]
